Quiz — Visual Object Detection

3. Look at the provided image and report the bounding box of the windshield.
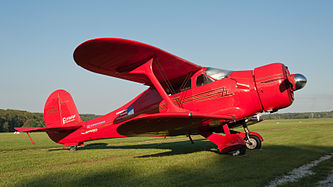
[205,67,233,80]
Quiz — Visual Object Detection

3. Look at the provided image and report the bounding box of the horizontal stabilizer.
[15,125,82,133]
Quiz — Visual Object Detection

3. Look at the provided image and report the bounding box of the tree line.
[0,109,100,132]
[0,109,332,132]
[262,111,333,120]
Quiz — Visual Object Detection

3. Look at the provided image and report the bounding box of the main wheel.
[232,146,246,156]
[244,134,262,150]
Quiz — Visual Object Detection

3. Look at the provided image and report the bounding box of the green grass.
[0,118,333,186]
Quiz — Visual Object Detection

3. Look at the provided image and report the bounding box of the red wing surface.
[73,38,201,87]
[15,125,82,132]
[116,113,234,136]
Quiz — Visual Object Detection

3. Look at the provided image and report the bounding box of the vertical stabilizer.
[44,89,82,127]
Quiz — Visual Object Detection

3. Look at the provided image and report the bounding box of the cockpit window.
[205,67,233,80]
[196,74,215,87]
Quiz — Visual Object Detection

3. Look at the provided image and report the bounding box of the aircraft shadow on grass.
[24,145,333,186]
[49,139,220,157]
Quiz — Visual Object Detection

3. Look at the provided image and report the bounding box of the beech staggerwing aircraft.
[15,38,307,155]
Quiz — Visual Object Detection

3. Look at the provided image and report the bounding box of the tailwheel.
[69,146,77,151]
[244,134,262,150]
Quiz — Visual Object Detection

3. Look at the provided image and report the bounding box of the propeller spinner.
[293,73,307,90]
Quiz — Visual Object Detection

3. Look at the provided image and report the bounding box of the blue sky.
[0,1,332,114]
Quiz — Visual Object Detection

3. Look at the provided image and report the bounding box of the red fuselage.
[55,63,295,146]
[15,38,307,153]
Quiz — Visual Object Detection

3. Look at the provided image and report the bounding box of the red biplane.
[15,38,307,154]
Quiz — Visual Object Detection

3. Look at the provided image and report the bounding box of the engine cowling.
[254,63,306,112]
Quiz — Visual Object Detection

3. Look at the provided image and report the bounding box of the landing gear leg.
[242,123,262,150]
[242,123,251,144]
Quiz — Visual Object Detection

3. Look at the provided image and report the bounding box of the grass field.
[1,118,333,186]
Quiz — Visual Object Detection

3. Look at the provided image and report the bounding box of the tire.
[232,146,246,156]
[244,134,262,150]
[239,146,246,155]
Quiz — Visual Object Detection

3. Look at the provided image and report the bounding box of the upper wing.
[73,38,201,86]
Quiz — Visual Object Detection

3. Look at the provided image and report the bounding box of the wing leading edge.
[73,38,201,87]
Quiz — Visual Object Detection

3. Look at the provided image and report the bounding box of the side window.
[196,74,214,87]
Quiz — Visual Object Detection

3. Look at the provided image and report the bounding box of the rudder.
[44,89,82,127]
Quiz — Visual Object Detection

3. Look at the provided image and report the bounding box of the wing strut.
[27,133,35,145]
[130,58,187,113]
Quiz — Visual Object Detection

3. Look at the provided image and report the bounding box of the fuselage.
[57,63,299,145]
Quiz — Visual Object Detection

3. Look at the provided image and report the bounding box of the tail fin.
[15,89,83,144]
[44,89,82,127]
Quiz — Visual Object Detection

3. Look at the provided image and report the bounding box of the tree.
[3,122,9,132]
[23,119,43,127]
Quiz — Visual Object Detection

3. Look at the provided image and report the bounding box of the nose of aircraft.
[293,73,307,90]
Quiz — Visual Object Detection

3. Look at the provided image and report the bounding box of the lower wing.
[116,112,235,136]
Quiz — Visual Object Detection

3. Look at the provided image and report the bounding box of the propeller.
[288,73,307,91]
